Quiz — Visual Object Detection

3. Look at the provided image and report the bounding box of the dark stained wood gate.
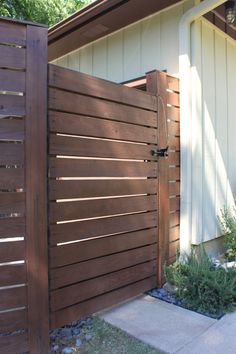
[48,65,160,328]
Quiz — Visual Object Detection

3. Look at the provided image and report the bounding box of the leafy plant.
[218,204,236,261]
[164,247,236,317]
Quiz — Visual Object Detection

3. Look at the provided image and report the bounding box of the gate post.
[146,70,170,286]
[25,24,49,353]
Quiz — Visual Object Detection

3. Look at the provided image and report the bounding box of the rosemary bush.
[164,247,236,317]
[218,205,236,260]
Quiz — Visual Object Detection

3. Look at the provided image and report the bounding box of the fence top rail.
[0,15,48,28]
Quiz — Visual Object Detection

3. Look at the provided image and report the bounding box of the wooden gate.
[48,65,160,328]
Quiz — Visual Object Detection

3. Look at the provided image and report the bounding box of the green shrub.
[164,247,236,317]
[218,205,236,260]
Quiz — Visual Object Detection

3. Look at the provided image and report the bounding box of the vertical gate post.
[25,25,49,353]
[146,70,170,286]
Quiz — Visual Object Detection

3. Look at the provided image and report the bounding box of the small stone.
[53,345,59,351]
[85,334,92,341]
[61,328,73,337]
[75,338,82,348]
[62,347,74,354]
[163,282,177,295]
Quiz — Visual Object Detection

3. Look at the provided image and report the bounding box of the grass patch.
[79,316,161,354]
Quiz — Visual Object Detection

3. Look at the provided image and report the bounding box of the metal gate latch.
[151,146,169,157]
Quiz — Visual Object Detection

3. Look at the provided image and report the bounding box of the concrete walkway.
[100,295,236,354]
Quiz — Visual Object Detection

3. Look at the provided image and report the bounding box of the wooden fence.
[0,17,180,354]
[0,18,49,354]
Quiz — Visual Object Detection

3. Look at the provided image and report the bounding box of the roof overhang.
[48,0,236,61]
[48,0,182,61]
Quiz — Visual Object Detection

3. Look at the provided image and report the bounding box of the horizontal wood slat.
[168,152,180,165]
[0,118,24,141]
[167,91,180,107]
[50,195,156,222]
[50,244,157,290]
[0,143,24,165]
[0,309,27,332]
[0,168,24,189]
[0,94,25,117]
[50,277,156,329]
[0,241,25,263]
[49,65,157,111]
[168,120,180,136]
[0,45,26,70]
[49,88,157,128]
[0,22,26,46]
[169,182,180,196]
[0,286,27,311]
[169,135,180,151]
[50,211,157,246]
[169,211,180,228]
[50,228,157,268]
[169,167,180,181]
[50,111,157,144]
[51,261,156,311]
[0,69,25,92]
[0,264,26,286]
[0,217,25,238]
[50,158,157,178]
[167,76,179,92]
[0,192,25,215]
[0,333,28,354]
[170,197,180,212]
[167,106,179,122]
[50,179,157,200]
[50,135,157,160]
[170,226,180,242]
[169,240,180,258]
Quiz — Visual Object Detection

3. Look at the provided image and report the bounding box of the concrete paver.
[100,295,217,354]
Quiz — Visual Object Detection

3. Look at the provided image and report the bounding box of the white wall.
[52,2,236,245]
[191,19,236,244]
[53,0,195,81]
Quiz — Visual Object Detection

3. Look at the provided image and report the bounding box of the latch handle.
[151,146,169,157]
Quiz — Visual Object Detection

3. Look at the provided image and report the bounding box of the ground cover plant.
[218,204,236,261]
[164,247,236,318]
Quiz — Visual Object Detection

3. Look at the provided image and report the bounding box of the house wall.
[52,0,195,80]
[52,1,236,247]
[191,18,236,245]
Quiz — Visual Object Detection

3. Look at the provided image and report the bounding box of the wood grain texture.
[0,286,27,311]
[49,64,157,111]
[50,134,157,159]
[0,69,25,92]
[0,217,25,239]
[49,157,157,178]
[0,94,25,117]
[0,143,24,165]
[50,211,157,246]
[0,309,27,332]
[0,45,26,70]
[49,88,157,127]
[0,192,25,215]
[50,195,156,222]
[0,168,24,190]
[25,24,49,354]
[50,244,156,289]
[0,118,24,141]
[51,261,156,311]
[49,179,157,200]
[50,228,157,268]
[50,277,156,329]
[0,333,28,354]
[49,111,157,144]
[0,241,25,263]
[0,21,26,46]
[0,264,26,287]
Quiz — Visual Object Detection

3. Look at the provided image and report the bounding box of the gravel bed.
[147,287,224,319]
